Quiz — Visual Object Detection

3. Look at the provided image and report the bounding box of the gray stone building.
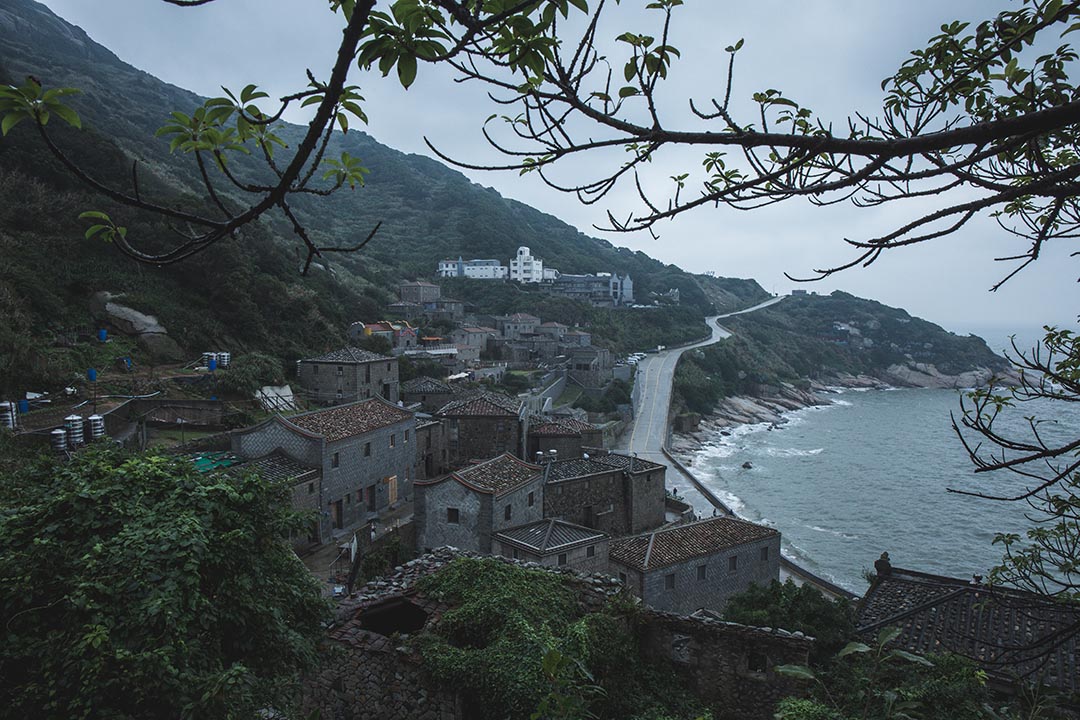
[416,415,450,480]
[435,391,527,464]
[401,376,454,411]
[494,518,609,573]
[398,280,441,305]
[231,397,416,543]
[609,516,781,614]
[527,417,603,460]
[543,451,666,537]
[567,346,613,389]
[230,450,322,550]
[497,312,540,340]
[296,346,399,406]
[415,453,544,553]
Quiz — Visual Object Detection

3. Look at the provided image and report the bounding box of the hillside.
[674,291,1012,415]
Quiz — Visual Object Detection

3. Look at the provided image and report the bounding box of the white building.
[438,257,509,280]
[509,246,545,283]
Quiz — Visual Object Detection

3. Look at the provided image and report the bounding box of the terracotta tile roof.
[235,450,320,484]
[436,392,521,418]
[303,346,392,364]
[529,417,597,437]
[495,519,607,554]
[547,452,663,481]
[401,377,453,395]
[857,567,1080,693]
[286,398,412,442]
[609,517,778,572]
[452,453,542,496]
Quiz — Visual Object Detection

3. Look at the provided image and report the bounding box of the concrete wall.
[615,534,781,615]
[297,358,399,406]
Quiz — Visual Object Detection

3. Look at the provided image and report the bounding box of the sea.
[678,327,1080,594]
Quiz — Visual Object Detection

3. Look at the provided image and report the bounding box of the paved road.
[616,296,784,482]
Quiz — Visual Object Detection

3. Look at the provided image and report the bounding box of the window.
[336,365,344,376]
[761,547,770,563]
[527,491,535,507]
[404,430,409,443]
[557,553,567,566]
[313,365,319,375]
[504,504,512,521]
[512,548,519,559]
[387,362,392,372]
[390,434,396,448]
[697,564,707,581]
[364,442,371,457]
[665,573,676,590]
[331,452,340,468]
[345,493,351,504]
[747,652,768,674]
[618,572,627,584]
[729,555,739,573]
[586,545,595,558]
[308,482,315,495]
[447,508,460,524]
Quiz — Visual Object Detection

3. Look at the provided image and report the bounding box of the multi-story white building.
[438,257,509,279]
[509,246,545,283]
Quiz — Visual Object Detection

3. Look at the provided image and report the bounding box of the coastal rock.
[881,362,1000,389]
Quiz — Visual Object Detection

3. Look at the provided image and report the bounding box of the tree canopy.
[0,447,329,719]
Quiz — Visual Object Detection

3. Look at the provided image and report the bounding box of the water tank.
[97,329,108,343]
[202,352,215,368]
[218,352,231,367]
[50,428,68,452]
[208,358,217,372]
[17,399,29,414]
[88,414,106,441]
[0,402,15,429]
[87,368,97,382]
[65,414,84,446]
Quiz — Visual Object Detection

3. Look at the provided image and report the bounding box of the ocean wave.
[764,447,824,458]
[831,398,853,407]
[807,524,859,540]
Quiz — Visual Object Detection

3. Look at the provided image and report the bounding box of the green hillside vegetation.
[673,292,1010,415]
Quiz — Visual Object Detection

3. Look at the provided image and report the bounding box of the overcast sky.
[35,0,1080,341]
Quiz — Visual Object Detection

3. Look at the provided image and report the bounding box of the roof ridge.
[643,532,657,570]
[541,518,556,551]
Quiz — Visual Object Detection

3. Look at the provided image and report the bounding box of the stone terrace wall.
[639,611,812,720]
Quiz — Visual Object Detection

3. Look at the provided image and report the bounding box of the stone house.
[230,450,322,550]
[296,346,399,406]
[609,516,781,614]
[414,453,544,553]
[435,391,527,464]
[347,321,418,352]
[497,312,540,340]
[544,451,666,536]
[567,345,613,388]
[415,415,450,481]
[535,321,569,340]
[450,326,498,352]
[527,417,603,460]
[401,376,455,412]
[562,329,592,347]
[387,301,423,320]
[494,518,609,573]
[231,397,416,543]
[398,280,441,305]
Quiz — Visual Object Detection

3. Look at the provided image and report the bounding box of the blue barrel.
[17,399,29,414]
[97,329,108,343]
[208,358,217,371]
[87,368,97,382]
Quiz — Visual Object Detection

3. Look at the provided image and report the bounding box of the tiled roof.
[460,326,497,334]
[506,313,540,322]
[495,519,607,554]
[547,452,662,482]
[303,346,392,364]
[609,517,778,571]
[287,398,412,442]
[436,392,521,418]
[235,450,320,484]
[857,568,1080,693]
[529,417,597,437]
[453,453,542,495]
[401,376,453,395]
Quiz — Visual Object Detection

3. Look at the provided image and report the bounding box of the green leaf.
[889,649,934,666]
[1,111,27,136]
[84,224,108,240]
[78,211,111,221]
[50,103,82,129]
[397,54,418,89]
[775,664,816,680]
[837,641,871,657]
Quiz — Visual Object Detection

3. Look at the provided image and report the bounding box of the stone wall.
[545,466,665,538]
[490,477,545,534]
[618,534,780,615]
[232,418,324,468]
[495,537,610,574]
[322,418,416,532]
[416,420,450,480]
[639,610,811,720]
[298,358,400,406]
[448,416,522,464]
[415,480,492,553]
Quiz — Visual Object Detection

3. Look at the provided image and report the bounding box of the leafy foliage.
[0,447,329,719]
[722,580,855,665]
[414,557,707,720]
[215,352,286,397]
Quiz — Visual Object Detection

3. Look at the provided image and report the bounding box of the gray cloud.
[35,0,1080,337]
